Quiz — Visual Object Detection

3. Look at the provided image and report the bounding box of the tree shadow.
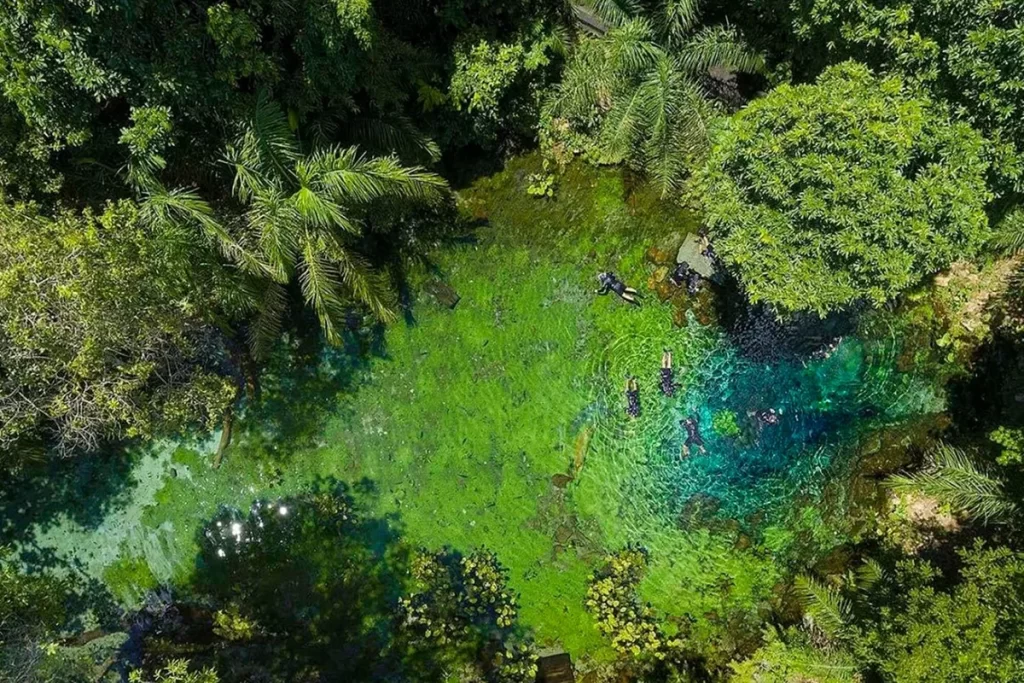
[231,313,386,463]
[713,275,862,362]
[0,445,138,555]
[947,330,1024,438]
[112,478,408,680]
[114,478,536,682]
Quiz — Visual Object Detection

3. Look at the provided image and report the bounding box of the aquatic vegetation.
[10,156,956,668]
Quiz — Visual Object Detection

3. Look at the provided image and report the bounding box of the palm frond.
[677,25,766,75]
[854,558,884,593]
[887,442,1017,524]
[605,19,661,76]
[660,0,703,45]
[348,115,442,164]
[322,235,398,323]
[544,39,611,121]
[245,189,301,281]
[794,575,851,641]
[229,96,299,201]
[580,0,641,27]
[597,80,649,164]
[989,207,1024,254]
[141,185,271,278]
[636,56,714,195]
[249,281,289,361]
[298,239,348,345]
[310,146,447,205]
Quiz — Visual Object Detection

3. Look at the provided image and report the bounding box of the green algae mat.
[9,155,945,661]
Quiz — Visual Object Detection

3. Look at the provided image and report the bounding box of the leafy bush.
[854,543,1024,683]
[711,410,741,438]
[786,0,1024,191]
[585,547,681,659]
[699,62,991,314]
[989,426,1024,466]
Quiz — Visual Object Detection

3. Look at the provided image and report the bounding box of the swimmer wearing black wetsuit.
[597,272,640,306]
[626,377,641,417]
[669,262,702,294]
[660,349,677,397]
[681,416,706,457]
[669,262,689,288]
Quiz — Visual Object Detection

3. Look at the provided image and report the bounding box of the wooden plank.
[573,4,608,36]
[536,652,575,683]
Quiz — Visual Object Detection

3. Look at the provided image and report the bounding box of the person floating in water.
[756,408,779,426]
[625,377,641,418]
[659,349,677,397]
[596,271,640,306]
[681,415,705,458]
[668,262,702,295]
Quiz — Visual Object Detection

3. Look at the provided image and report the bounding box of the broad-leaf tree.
[0,200,239,462]
[699,62,991,314]
[763,0,1024,192]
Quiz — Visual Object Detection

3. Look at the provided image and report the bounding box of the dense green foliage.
[783,0,1024,190]
[0,0,566,199]
[853,543,1024,682]
[0,200,238,462]
[544,0,763,193]
[6,0,1024,680]
[700,62,992,314]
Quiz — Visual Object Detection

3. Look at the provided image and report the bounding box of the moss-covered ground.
[14,155,946,663]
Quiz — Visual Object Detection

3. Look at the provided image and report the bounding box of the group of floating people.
[596,234,717,306]
[624,351,781,459]
[595,259,708,305]
[597,249,781,460]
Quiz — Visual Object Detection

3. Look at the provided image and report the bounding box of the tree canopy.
[0,200,239,462]
[699,61,992,314]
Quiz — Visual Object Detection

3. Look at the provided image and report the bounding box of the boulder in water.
[424,280,460,309]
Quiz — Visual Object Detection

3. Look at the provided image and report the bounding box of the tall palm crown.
[138,100,448,357]
[546,0,764,194]
[224,101,447,354]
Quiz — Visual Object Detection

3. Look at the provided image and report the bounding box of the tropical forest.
[3,1,1024,681]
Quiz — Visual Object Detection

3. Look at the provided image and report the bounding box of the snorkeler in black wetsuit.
[668,262,702,295]
[660,349,677,397]
[597,272,640,306]
[626,377,641,417]
[681,416,706,457]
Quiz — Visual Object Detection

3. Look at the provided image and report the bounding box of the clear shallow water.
[585,317,944,524]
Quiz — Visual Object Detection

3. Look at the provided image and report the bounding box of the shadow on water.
[713,273,862,363]
[948,330,1024,436]
[117,478,528,682]
[110,478,406,680]
[0,447,137,555]
[233,310,388,462]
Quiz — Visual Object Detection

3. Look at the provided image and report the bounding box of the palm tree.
[887,442,1017,525]
[135,100,447,358]
[546,0,764,195]
[795,559,882,646]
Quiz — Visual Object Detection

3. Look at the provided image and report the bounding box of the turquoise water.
[585,317,944,524]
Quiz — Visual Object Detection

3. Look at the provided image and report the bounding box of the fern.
[887,443,1017,524]
[794,575,851,642]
